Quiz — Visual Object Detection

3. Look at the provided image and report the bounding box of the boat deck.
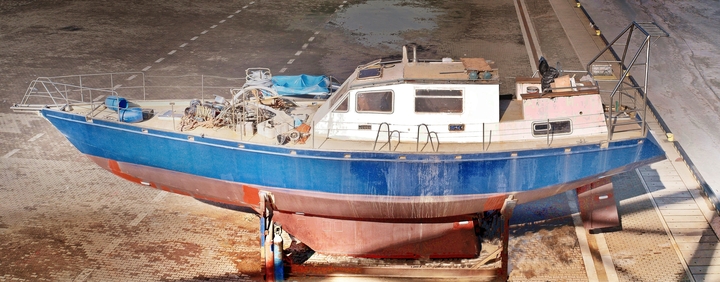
[77,98,643,155]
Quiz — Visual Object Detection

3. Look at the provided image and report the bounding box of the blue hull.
[42,109,665,219]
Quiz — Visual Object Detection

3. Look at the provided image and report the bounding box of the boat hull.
[43,109,665,221]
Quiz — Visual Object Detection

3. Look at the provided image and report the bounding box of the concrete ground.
[0,0,715,281]
[581,0,720,208]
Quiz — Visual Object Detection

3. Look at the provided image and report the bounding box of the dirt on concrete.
[0,0,595,281]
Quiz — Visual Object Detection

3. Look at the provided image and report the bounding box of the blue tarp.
[272,75,329,96]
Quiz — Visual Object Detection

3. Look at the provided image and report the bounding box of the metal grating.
[634,22,669,37]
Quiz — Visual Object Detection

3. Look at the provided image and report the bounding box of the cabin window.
[356,91,393,113]
[532,120,572,136]
[334,96,348,112]
[415,89,463,113]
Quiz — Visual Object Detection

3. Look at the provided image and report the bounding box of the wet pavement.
[0,0,717,281]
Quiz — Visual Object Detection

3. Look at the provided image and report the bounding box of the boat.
[14,46,665,259]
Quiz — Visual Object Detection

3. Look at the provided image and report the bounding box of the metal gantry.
[586,21,669,140]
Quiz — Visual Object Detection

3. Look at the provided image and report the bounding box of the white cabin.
[311,47,608,146]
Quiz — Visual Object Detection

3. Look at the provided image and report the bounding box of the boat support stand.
[576,178,621,233]
[259,191,285,281]
[498,195,518,280]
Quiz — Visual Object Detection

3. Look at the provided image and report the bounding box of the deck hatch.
[357,67,382,79]
[358,124,372,130]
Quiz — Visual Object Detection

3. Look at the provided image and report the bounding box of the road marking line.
[2,149,19,158]
[73,268,94,282]
[180,43,188,48]
[191,36,199,41]
[343,0,347,3]
[155,58,164,63]
[93,95,105,101]
[219,19,226,23]
[126,74,137,81]
[308,36,315,42]
[128,212,148,227]
[287,59,295,64]
[235,9,241,13]
[152,191,169,202]
[112,84,122,90]
[142,66,152,71]
[339,4,344,8]
[168,50,176,55]
[243,5,248,8]
[249,1,254,4]
[314,31,320,35]
[28,133,45,142]
[201,30,208,34]
[227,15,234,19]
[302,43,309,49]
[279,67,287,73]
[101,238,122,255]
[295,51,302,56]
[211,24,218,28]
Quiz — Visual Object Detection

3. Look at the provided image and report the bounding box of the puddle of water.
[334,0,440,48]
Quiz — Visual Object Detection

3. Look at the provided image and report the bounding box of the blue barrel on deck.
[119,107,143,123]
[105,96,128,112]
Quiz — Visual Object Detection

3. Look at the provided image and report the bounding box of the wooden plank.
[657,204,699,210]
[676,242,719,251]
[671,228,717,237]
[668,222,711,229]
[663,215,708,222]
[641,175,682,182]
[651,190,692,198]
[687,256,720,266]
[693,273,720,282]
[662,209,704,216]
[681,250,720,260]
[673,235,719,243]
[645,181,689,190]
[690,265,720,274]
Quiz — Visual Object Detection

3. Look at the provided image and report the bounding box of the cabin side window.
[414,89,463,113]
[356,91,393,113]
[532,120,572,136]
[333,96,348,112]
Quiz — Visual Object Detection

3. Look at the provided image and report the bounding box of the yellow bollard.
[576,2,581,8]
[595,29,601,36]
[666,133,674,142]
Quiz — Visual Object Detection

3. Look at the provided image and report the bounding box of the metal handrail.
[372,122,402,151]
[416,124,439,152]
[585,22,667,141]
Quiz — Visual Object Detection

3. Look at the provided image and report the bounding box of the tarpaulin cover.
[272,75,330,96]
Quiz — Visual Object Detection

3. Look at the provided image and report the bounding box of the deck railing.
[12,72,245,113]
[313,113,611,152]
